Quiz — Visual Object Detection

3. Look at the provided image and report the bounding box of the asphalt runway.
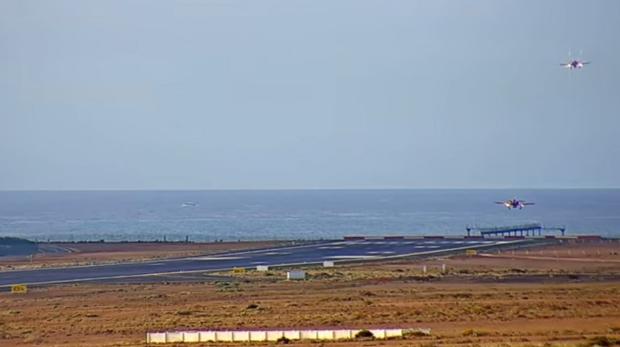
[0,238,519,287]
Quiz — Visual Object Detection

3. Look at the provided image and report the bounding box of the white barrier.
[267,330,284,341]
[165,332,184,343]
[232,331,249,342]
[200,331,216,342]
[300,330,317,339]
[184,332,200,342]
[334,329,352,339]
[249,331,266,341]
[283,330,300,340]
[217,331,233,342]
[147,327,425,343]
[147,332,166,343]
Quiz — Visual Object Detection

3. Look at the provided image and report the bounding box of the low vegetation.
[1,241,619,346]
[354,329,374,339]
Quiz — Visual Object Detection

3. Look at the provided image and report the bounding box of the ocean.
[0,190,618,242]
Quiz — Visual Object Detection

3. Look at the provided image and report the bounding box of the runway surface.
[0,238,519,287]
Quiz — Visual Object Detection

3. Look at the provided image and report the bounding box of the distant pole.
[441,264,446,273]
[422,265,427,274]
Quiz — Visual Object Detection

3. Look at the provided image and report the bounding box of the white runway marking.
[327,255,380,259]
[194,256,245,260]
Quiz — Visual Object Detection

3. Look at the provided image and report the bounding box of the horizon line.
[1,187,619,192]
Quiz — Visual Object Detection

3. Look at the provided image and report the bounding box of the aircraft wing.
[582,61,591,64]
[523,202,535,205]
[494,201,506,204]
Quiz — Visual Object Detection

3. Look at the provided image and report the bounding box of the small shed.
[287,270,306,280]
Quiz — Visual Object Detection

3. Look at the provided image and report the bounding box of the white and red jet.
[494,199,535,210]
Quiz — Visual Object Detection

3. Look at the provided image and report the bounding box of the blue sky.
[1,0,619,190]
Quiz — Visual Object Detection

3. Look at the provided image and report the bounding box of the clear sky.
[1,0,619,190]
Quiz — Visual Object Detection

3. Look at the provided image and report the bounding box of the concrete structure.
[256,265,269,271]
[287,270,305,280]
[146,328,422,343]
[323,261,334,267]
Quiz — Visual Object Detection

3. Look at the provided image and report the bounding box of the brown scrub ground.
[1,240,619,346]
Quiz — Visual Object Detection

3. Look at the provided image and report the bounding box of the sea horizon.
[2,187,619,192]
[1,189,619,242]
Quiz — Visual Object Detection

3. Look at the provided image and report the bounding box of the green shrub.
[276,336,291,344]
[355,329,374,339]
[580,336,616,347]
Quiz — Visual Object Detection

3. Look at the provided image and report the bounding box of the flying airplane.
[561,50,590,70]
[561,59,590,69]
[494,199,535,210]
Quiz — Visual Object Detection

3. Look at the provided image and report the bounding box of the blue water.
[0,190,618,242]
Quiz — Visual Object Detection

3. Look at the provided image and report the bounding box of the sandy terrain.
[0,241,289,271]
[1,240,619,346]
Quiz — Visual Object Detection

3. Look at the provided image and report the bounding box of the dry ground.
[1,241,620,347]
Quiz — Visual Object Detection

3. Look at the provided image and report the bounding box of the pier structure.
[466,223,566,238]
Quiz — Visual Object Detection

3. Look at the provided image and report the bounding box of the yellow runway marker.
[11,284,28,294]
